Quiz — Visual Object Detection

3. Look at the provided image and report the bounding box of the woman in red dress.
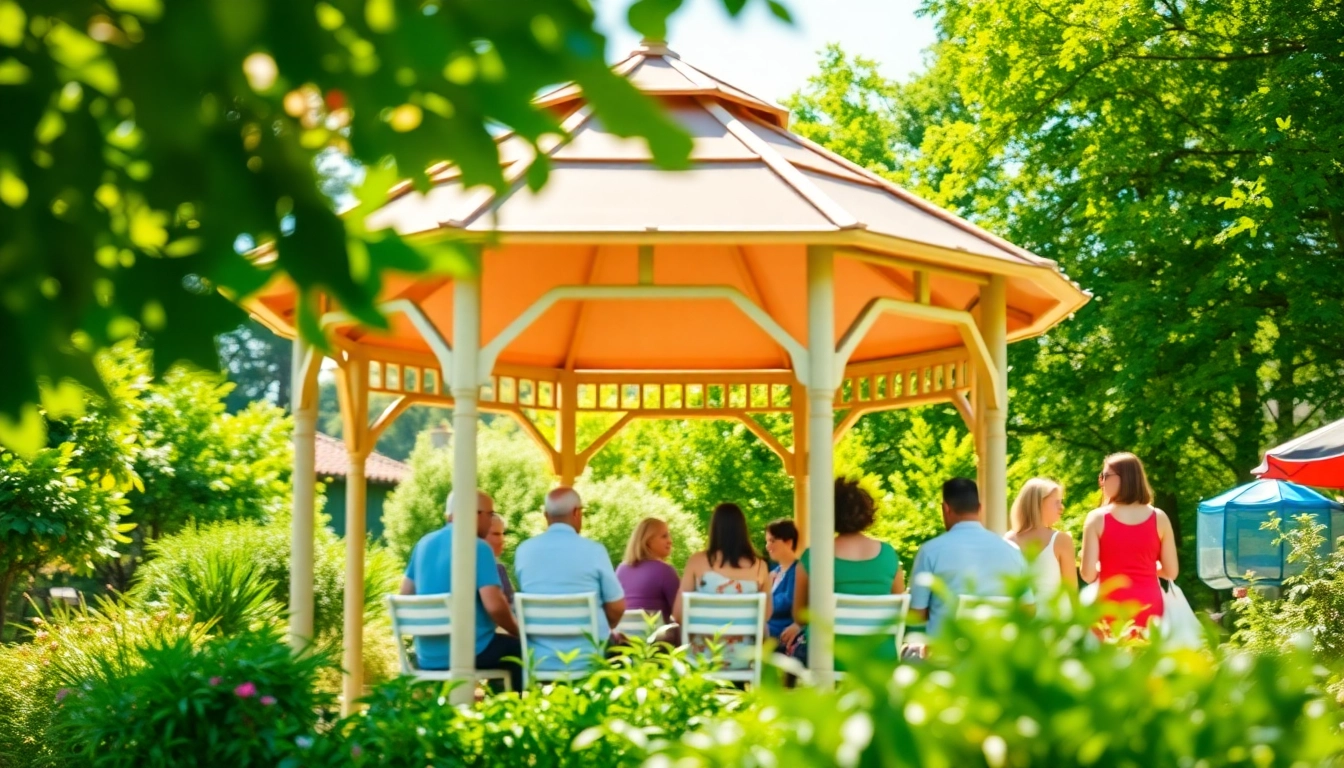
[1080,452,1179,631]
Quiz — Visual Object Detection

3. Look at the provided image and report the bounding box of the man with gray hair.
[514,487,626,675]
[401,489,521,691]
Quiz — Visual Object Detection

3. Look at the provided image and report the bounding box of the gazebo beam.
[477,284,810,387]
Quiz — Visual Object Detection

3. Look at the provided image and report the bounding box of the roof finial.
[634,38,677,58]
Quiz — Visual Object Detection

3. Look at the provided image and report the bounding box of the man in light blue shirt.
[909,478,1032,637]
[514,487,626,674]
[400,489,521,691]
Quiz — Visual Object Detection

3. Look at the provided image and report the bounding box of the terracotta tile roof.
[314,432,409,486]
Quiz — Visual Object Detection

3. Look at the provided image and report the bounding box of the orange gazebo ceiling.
[248,41,1088,375]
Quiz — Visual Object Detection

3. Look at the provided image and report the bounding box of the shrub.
[309,639,748,767]
[655,591,1344,766]
[52,625,335,767]
[132,513,399,638]
[152,553,282,636]
[0,599,202,768]
[572,476,704,571]
[130,515,403,690]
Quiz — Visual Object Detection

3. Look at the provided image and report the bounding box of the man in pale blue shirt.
[400,489,521,691]
[909,478,1032,637]
[514,487,626,674]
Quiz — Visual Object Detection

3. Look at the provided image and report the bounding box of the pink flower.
[351,744,364,758]
[234,682,257,698]
[260,696,276,706]
[209,677,222,686]
[55,688,71,703]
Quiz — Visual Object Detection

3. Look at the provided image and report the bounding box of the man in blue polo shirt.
[909,478,1033,637]
[514,487,626,675]
[400,489,521,691]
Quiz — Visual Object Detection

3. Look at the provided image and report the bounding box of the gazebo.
[243,41,1088,709]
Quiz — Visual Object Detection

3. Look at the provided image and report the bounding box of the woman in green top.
[781,478,905,663]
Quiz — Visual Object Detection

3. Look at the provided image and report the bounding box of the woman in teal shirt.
[782,478,905,665]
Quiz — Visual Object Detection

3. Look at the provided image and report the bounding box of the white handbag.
[1158,581,1204,650]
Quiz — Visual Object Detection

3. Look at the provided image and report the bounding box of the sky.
[597,0,937,106]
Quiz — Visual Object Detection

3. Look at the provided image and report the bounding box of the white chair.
[514,592,600,687]
[835,592,911,650]
[957,594,1014,621]
[615,609,665,640]
[682,592,768,686]
[385,594,512,692]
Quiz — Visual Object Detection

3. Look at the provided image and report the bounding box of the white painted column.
[805,245,836,688]
[791,384,810,551]
[341,452,367,713]
[449,274,482,704]
[979,276,1009,533]
[289,339,317,651]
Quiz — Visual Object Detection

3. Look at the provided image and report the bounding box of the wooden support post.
[979,276,1008,533]
[335,354,371,716]
[806,245,836,689]
[289,338,320,651]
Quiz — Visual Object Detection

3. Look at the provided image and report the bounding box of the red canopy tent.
[1253,417,1344,489]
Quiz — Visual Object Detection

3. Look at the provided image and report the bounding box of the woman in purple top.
[615,518,681,627]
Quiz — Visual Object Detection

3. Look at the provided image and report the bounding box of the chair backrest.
[386,594,453,674]
[835,593,911,645]
[514,592,600,684]
[957,594,1013,621]
[682,592,767,684]
[615,609,663,639]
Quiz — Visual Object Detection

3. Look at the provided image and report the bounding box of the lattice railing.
[836,352,971,410]
[364,352,971,415]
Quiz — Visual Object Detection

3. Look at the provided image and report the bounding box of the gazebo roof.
[249,42,1086,379]
[367,41,1062,274]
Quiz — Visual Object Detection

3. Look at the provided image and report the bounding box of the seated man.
[909,478,1032,638]
[514,487,626,675]
[400,489,522,692]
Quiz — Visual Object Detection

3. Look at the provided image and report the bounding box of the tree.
[587,418,796,539]
[568,476,704,572]
[217,320,291,412]
[789,12,1344,597]
[0,0,789,456]
[0,346,141,638]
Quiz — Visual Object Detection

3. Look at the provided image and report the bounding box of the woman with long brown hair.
[1080,453,1179,629]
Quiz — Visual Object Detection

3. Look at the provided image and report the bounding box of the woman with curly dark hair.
[781,478,904,662]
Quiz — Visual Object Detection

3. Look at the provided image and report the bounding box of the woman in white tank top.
[1005,478,1078,616]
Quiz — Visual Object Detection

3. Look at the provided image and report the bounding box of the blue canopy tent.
[1197,479,1344,590]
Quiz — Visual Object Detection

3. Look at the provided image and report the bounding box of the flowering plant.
[52,625,335,767]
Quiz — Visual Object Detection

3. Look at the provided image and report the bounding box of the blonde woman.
[1005,478,1078,614]
[615,518,680,625]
